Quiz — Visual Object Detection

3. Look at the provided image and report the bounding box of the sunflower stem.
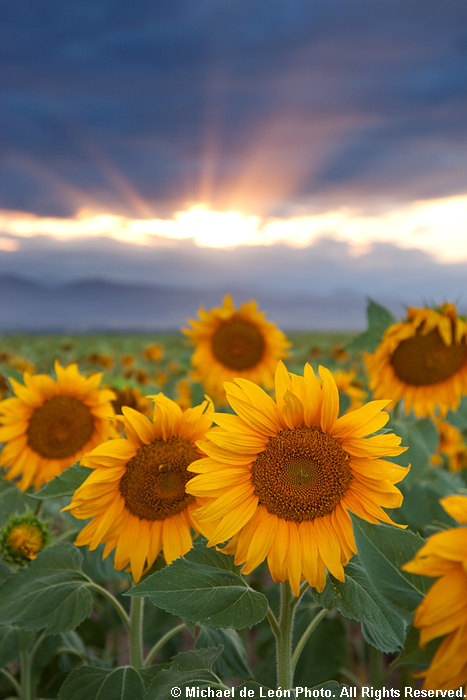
[19,651,32,700]
[143,623,186,667]
[273,582,295,690]
[129,596,144,669]
[291,607,327,670]
[86,580,131,631]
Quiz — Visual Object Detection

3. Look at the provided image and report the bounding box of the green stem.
[86,581,130,631]
[19,651,32,700]
[0,667,21,696]
[129,597,144,669]
[291,608,327,670]
[144,623,186,667]
[275,582,295,690]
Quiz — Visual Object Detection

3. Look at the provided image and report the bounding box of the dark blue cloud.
[1,0,467,217]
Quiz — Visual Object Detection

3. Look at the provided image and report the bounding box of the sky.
[1,0,467,321]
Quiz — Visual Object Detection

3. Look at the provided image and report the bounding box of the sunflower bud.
[0,513,50,566]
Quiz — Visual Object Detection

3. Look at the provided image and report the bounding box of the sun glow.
[1,194,467,261]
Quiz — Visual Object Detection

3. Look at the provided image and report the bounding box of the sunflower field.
[0,298,466,700]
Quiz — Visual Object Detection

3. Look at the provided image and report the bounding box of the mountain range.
[0,274,404,332]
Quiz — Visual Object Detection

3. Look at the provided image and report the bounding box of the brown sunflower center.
[27,395,94,459]
[211,317,265,370]
[251,426,352,522]
[119,437,199,520]
[390,327,467,386]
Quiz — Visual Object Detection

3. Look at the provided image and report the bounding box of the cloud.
[1,0,467,218]
[1,233,466,313]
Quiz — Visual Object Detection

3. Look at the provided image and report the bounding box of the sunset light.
[1,195,466,261]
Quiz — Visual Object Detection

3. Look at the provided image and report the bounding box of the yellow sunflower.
[365,304,467,418]
[183,295,290,403]
[432,419,467,473]
[65,394,212,582]
[334,369,367,410]
[0,362,116,491]
[186,362,408,596]
[402,495,467,691]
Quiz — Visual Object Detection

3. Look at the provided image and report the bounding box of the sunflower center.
[390,327,467,386]
[211,317,265,370]
[251,426,352,522]
[27,395,94,459]
[119,437,199,520]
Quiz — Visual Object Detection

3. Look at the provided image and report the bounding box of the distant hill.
[0,274,395,332]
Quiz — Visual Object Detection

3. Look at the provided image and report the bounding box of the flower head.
[0,513,50,565]
[0,362,116,490]
[187,362,408,595]
[433,420,467,473]
[183,295,290,404]
[65,394,213,582]
[365,304,467,418]
[402,495,467,690]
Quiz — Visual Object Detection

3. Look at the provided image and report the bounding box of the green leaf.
[144,647,224,700]
[314,560,407,652]
[0,625,35,666]
[293,612,349,685]
[347,299,396,352]
[390,418,438,479]
[351,515,431,620]
[0,478,35,526]
[32,464,92,499]
[0,543,93,633]
[58,666,145,700]
[196,627,252,679]
[398,481,459,535]
[366,299,396,331]
[390,626,441,671]
[128,545,268,629]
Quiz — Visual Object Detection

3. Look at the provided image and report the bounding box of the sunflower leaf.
[0,543,93,633]
[196,627,252,678]
[127,545,268,629]
[58,665,145,700]
[313,560,407,652]
[350,515,432,620]
[32,464,92,500]
[0,625,35,666]
[143,647,223,700]
[0,478,36,526]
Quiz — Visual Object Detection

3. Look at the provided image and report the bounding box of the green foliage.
[350,515,431,621]
[0,625,35,666]
[348,299,396,352]
[293,612,349,685]
[32,464,92,500]
[389,417,438,479]
[143,647,224,700]
[195,627,252,679]
[314,559,407,652]
[0,543,93,633]
[0,478,36,527]
[58,665,145,699]
[128,545,268,629]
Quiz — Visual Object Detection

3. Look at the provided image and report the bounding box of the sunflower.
[0,513,50,565]
[334,369,367,410]
[110,385,151,417]
[65,394,212,582]
[402,495,467,691]
[183,295,290,404]
[365,304,467,418]
[0,362,116,491]
[432,419,467,473]
[186,362,408,596]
